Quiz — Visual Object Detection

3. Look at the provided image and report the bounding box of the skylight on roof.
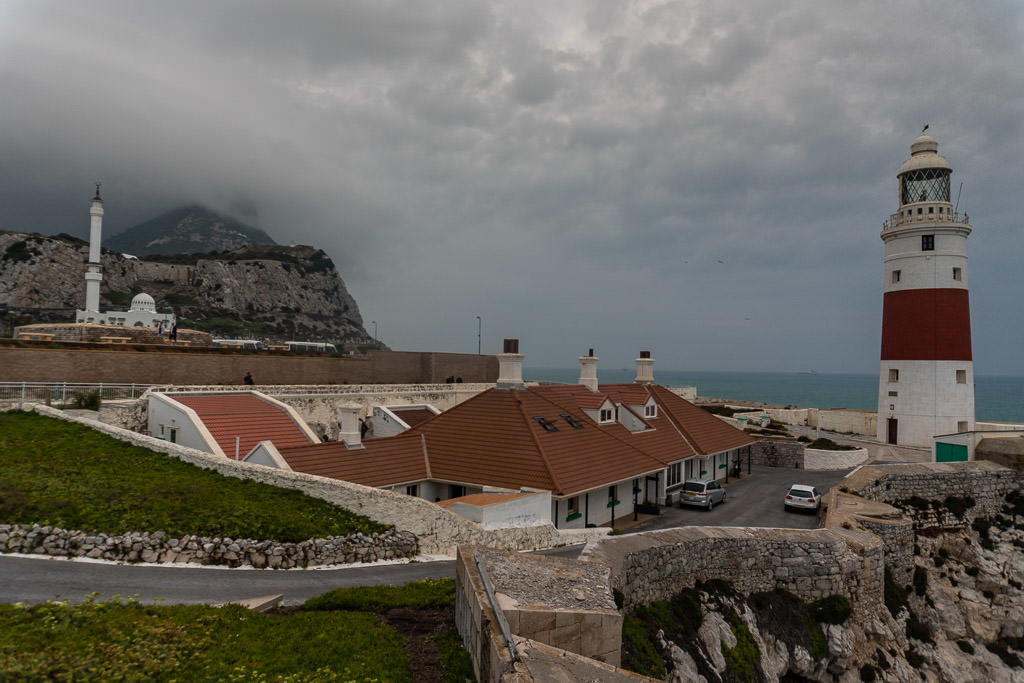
[532,416,559,433]
[560,414,584,430]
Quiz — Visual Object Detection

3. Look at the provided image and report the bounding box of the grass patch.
[621,615,666,679]
[431,626,477,683]
[0,599,412,681]
[301,579,456,612]
[0,411,387,542]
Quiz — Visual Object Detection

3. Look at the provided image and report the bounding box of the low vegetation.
[0,580,475,682]
[301,579,456,613]
[806,437,858,451]
[0,411,387,541]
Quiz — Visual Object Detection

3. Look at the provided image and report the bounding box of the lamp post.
[475,315,481,355]
[7,310,15,338]
[371,320,377,343]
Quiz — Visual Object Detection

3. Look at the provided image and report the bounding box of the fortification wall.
[750,440,804,468]
[23,405,606,555]
[845,462,1022,530]
[581,526,884,611]
[0,346,497,385]
[804,447,868,470]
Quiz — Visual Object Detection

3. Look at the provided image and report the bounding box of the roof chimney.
[578,348,599,392]
[496,338,525,389]
[635,350,655,384]
[338,401,365,449]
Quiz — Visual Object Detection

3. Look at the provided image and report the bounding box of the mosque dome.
[129,293,156,312]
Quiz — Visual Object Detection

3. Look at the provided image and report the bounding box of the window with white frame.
[599,408,614,423]
[888,368,899,383]
[668,462,682,487]
[567,496,579,515]
[644,403,657,418]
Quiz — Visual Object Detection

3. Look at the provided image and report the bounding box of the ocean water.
[524,368,1024,424]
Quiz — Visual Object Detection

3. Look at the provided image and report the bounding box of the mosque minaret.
[877,131,974,447]
[84,183,104,313]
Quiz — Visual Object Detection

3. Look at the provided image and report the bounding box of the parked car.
[784,484,821,512]
[680,479,726,510]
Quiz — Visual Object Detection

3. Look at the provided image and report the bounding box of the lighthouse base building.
[876,133,974,448]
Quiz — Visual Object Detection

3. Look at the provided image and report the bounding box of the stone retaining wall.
[0,524,416,569]
[848,462,1023,530]
[750,440,804,468]
[804,447,869,470]
[581,526,884,611]
[24,405,608,555]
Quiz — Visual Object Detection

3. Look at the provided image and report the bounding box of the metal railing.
[0,382,154,405]
[882,209,969,232]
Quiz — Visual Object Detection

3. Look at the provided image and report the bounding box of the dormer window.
[532,416,559,433]
[599,408,614,423]
[561,414,584,430]
[644,404,657,418]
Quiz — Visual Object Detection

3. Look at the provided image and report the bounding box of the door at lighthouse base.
[887,418,898,445]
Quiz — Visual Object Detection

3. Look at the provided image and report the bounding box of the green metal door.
[936,442,968,462]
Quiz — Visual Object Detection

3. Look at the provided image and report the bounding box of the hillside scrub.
[0,411,387,542]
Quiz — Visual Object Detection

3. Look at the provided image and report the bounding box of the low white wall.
[27,404,608,555]
[803,447,868,470]
[818,409,876,436]
[668,386,697,401]
[453,492,551,529]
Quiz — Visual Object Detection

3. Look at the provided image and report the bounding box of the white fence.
[0,382,153,405]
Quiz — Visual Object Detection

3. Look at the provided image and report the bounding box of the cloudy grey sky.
[2,1,1023,374]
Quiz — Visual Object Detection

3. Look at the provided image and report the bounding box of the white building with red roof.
[260,341,755,529]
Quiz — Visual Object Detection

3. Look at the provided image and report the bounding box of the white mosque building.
[74,186,175,329]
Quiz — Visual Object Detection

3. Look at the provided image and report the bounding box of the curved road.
[1,436,924,607]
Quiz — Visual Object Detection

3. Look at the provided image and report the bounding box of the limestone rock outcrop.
[0,231,375,347]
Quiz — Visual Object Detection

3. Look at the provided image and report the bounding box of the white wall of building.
[451,492,551,528]
[146,394,222,455]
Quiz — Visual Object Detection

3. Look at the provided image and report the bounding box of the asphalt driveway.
[626,464,851,533]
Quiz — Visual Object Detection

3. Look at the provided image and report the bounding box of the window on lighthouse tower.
[922,235,935,251]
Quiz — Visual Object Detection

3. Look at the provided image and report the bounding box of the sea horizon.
[523,368,1024,425]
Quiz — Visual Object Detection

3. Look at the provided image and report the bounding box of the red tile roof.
[171,393,314,458]
[390,406,436,428]
[276,383,752,496]
[279,433,427,487]
[646,384,756,455]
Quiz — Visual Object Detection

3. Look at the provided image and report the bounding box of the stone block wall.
[804,447,869,470]
[750,440,805,468]
[0,346,497,385]
[24,405,608,555]
[0,524,416,568]
[849,463,1023,529]
[582,526,884,611]
[853,517,915,584]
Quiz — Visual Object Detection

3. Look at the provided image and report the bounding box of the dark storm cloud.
[2,1,1024,373]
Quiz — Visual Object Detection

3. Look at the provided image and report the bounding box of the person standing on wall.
[244,371,254,386]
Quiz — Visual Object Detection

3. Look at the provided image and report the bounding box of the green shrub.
[811,595,852,625]
[301,579,455,612]
[944,496,975,519]
[71,391,101,411]
[621,615,665,679]
[722,613,761,681]
[797,435,811,443]
[807,437,857,451]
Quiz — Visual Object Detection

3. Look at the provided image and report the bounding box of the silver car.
[784,484,822,512]
[680,478,726,510]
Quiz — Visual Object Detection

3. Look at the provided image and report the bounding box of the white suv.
[784,484,821,512]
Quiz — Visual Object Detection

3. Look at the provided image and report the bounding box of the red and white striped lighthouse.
[877,133,974,447]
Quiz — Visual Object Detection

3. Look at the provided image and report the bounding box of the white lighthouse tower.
[84,184,104,313]
[877,132,974,447]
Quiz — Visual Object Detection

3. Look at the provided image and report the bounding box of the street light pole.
[475,315,481,355]
[371,320,377,343]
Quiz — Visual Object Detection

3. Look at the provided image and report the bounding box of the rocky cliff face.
[633,514,1024,682]
[0,231,376,348]
[104,204,276,256]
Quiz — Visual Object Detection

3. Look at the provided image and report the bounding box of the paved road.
[0,435,918,607]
